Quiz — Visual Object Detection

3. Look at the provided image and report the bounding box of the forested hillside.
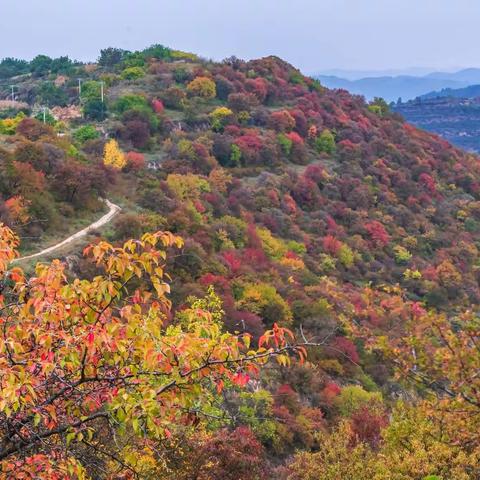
[1,46,480,478]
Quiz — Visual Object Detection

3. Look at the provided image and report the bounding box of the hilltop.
[2,45,480,477]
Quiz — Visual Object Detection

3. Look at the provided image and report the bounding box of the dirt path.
[14,199,121,263]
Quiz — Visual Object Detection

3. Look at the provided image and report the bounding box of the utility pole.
[43,107,46,124]
[10,85,15,102]
[78,78,82,98]
[100,81,106,120]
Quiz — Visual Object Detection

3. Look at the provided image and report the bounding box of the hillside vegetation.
[1,46,480,478]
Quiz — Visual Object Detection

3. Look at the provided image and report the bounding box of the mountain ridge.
[317,67,480,101]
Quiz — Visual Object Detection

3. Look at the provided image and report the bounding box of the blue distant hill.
[316,68,480,102]
[419,84,480,100]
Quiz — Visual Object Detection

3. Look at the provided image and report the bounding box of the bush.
[83,98,106,121]
[73,125,100,144]
[187,76,216,99]
[121,66,145,80]
[278,133,293,156]
[315,129,336,154]
[114,94,149,114]
[394,245,413,265]
[238,283,293,327]
[334,385,382,417]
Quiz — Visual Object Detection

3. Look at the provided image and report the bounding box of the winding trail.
[14,199,121,263]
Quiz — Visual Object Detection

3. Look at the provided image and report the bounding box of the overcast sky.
[1,0,480,74]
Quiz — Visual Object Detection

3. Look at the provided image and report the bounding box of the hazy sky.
[1,0,480,74]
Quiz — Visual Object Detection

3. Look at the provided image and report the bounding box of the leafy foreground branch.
[0,225,305,479]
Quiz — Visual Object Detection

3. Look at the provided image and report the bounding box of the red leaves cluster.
[350,406,388,448]
[268,110,296,132]
[331,336,360,364]
[323,235,342,255]
[126,151,146,170]
[152,98,164,114]
[364,221,390,246]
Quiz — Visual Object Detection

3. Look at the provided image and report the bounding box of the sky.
[1,0,480,75]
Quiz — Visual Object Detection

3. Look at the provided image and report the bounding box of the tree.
[209,107,234,131]
[52,161,109,206]
[152,99,164,114]
[125,151,146,171]
[4,196,30,225]
[73,125,100,144]
[83,98,106,121]
[286,422,376,480]
[141,43,172,61]
[215,75,235,101]
[227,93,258,112]
[285,409,478,479]
[0,226,300,476]
[238,283,293,327]
[0,58,29,79]
[162,87,187,109]
[98,47,128,67]
[34,110,56,126]
[114,94,150,115]
[50,56,75,75]
[16,118,54,141]
[368,97,390,116]
[268,110,295,132]
[376,309,480,451]
[123,119,151,149]
[187,76,216,99]
[364,221,390,246]
[103,139,126,169]
[29,55,53,77]
[163,427,268,480]
[314,129,336,154]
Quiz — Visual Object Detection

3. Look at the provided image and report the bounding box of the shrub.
[278,133,293,156]
[73,124,100,144]
[238,283,292,327]
[187,76,216,99]
[315,129,336,154]
[114,94,150,114]
[338,244,355,268]
[125,151,146,171]
[394,245,412,265]
[209,106,234,131]
[334,385,383,417]
[121,66,145,80]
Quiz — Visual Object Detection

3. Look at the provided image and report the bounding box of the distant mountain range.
[419,83,480,100]
[316,68,480,102]
[315,67,438,80]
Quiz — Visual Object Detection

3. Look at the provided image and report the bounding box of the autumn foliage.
[0,224,303,477]
[3,43,480,478]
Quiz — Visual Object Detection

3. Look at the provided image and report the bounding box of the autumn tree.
[103,138,126,169]
[0,225,302,477]
[375,309,480,452]
[186,76,216,99]
[314,129,336,154]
